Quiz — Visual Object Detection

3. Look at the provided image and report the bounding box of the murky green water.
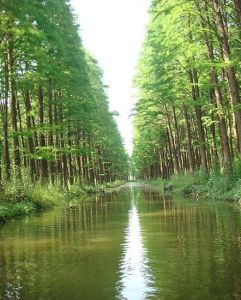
[0,183,241,300]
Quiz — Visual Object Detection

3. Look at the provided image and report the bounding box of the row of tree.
[133,0,241,180]
[0,0,128,188]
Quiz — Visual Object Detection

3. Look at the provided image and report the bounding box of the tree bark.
[6,33,21,173]
[38,84,48,184]
[23,89,36,180]
[189,68,208,174]
[212,0,241,153]
[183,105,194,172]
[48,81,55,185]
[1,79,11,179]
[165,106,180,174]
[205,37,231,168]
[233,0,241,26]
[172,106,183,171]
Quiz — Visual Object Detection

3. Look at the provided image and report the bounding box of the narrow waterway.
[0,183,241,299]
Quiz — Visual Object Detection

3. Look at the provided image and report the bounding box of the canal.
[0,183,241,299]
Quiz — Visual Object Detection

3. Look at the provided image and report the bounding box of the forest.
[1,0,241,218]
[0,1,241,299]
[132,0,241,201]
[0,0,128,217]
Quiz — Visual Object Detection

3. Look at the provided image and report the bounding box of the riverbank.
[146,169,241,205]
[0,180,126,222]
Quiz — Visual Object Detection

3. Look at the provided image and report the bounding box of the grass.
[0,203,35,221]
[0,181,65,222]
[0,176,126,222]
[146,160,241,204]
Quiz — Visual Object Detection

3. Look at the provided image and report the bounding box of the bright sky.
[70,0,150,155]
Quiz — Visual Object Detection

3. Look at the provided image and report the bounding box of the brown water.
[0,183,241,300]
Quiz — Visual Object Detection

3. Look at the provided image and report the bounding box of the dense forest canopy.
[0,0,129,189]
[133,0,241,180]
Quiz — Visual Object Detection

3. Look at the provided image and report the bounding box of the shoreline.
[143,172,241,208]
[0,180,127,223]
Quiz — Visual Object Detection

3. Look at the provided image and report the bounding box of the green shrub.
[232,159,241,180]
[101,180,125,189]
[30,185,65,208]
[227,179,241,202]
[0,174,33,203]
[67,184,85,199]
[169,170,208,195]
[0,203,35,221]
[82,185,98,194]
[148,178,165,189]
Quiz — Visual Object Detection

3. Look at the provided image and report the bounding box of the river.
[0,183,241,299]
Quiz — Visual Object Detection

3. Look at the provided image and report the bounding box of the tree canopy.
[133,0,241,180]
[0,0,129,188]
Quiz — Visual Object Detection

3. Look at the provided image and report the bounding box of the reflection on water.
[0,184,241,299]
[0,192,131,300]
[138,190,241,300]
[118,194,155,299]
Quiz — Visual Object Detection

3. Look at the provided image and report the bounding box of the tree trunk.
[233,0,241,26]
[1,85,11,180]
[48,81,55,185]
[6,33,21,174]
[189,69,208,174]
[23,89,36,180]
[196,1,231,168]
[205,39,231,168]
[212,0,241,153]
[67,126,74,185]
[17,98,27,168]
[183,105,194,172]
[165,106,180,174]
[172,106,183,171]
[38,84,48,184]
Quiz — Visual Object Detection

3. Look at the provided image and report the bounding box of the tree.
[0,0,128,190]
[133,0,241,179]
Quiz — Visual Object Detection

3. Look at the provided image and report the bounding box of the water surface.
[0,183,241,299]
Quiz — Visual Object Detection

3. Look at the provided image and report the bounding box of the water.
[0,183,241,300]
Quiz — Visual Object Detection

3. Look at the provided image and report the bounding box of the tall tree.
[133,0,241,180]
[0,0,128,189]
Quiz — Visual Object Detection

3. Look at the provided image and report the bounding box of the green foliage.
[101,180,125,188]
[145,178,165,191]
[0,177,127,222]
[164,169,241,202]
[132,0,241,183]
[82,185,97,194]
[0,175,63,221]
[30,185,65,208]
[0,0,129,190]
[170,170,208,195]
[0,203,35,222]
[66,184,86,199]
[0,172,64,207]
[232,159,241,180]
[0,172,34,203]
[229,180,241,202]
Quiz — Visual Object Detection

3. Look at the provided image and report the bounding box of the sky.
[70,0,150,154]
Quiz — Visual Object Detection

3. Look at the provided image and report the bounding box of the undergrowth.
[148,160,241,203]
[0,173,126,222]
